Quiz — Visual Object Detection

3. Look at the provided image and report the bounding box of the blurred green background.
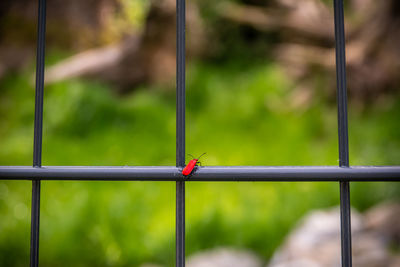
[0,0,399,266]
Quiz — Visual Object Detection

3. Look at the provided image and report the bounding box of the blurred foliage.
[1,2,400,266]
[0,54,399,266]
[104,0,150,43]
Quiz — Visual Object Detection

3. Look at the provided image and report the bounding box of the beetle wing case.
[182,159,198,176]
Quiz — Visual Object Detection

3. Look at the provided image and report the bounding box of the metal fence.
[0,0,399,267]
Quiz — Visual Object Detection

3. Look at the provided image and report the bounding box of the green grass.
[0,61,399,266]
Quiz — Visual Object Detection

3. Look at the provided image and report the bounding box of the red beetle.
[182,153,206,176]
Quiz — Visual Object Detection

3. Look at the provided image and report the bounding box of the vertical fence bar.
[31,0,46,266]
[176,0,186,266]
[333,0,352,266]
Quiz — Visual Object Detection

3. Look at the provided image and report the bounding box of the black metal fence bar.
[333,0,352,266]
[176,0,186,266]
[340,180,352,266]
[1,166,400,181]
[31,0,47,266]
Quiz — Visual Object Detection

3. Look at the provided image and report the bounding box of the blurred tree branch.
[217,0,400,104]
[0,0,121,80]
[44,0,205,92]
[1,0,399,102]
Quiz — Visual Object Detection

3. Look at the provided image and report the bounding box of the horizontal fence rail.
[1,166,400,181]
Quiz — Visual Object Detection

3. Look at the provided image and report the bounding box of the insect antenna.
[197,152,206,159]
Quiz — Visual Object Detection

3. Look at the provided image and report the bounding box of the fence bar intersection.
[30,0,47,266]
[333,0,352,266]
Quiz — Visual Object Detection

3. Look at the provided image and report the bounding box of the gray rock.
[364,202,400,245]
[187,248,263,267]
[268,203,400,267]
[139,264,164,267]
